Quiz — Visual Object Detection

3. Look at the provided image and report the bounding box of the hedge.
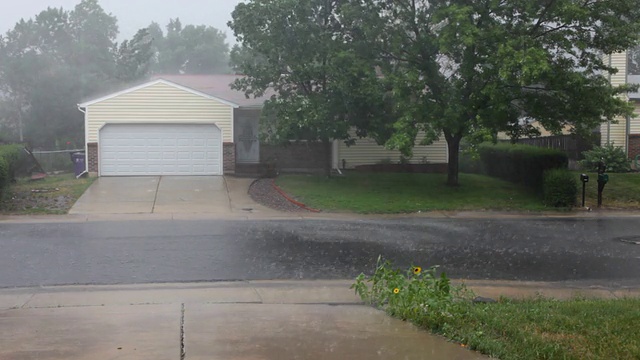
[478,143,568,190]
[543,169,577,208]
[0,144,25,198]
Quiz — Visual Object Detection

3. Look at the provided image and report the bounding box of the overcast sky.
[0,0,244,43]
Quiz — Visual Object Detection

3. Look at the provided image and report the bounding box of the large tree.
[229,0,387,175]
[0,0,153,148]
[150,18,230,74]
[114,28,154,82]
[230,0,640,185]
[345,0,640,185]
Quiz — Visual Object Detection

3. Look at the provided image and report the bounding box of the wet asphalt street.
[1,217,639,288]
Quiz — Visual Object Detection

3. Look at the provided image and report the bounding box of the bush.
[478,143,568,190]
[351,257,470,325]
[579,144,631,173]
[543,169,577,208]
[0,144,25,198]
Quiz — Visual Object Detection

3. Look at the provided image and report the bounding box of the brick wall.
[87,142,98,174]
[223,142,236,174]
[629,134,640,161]
[260,142,328,172]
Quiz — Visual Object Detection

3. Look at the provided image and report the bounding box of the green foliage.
[353,259,640,359]
[347,0,640,185]
[579,144,631,173]
[479,143,568,190]
[0,0,154,148]
[114,28,154,82]
[543,169,578,208]
[149,18,230,75]
[351,258,469,324]
[0,144,24,197]
[229,0,387,146]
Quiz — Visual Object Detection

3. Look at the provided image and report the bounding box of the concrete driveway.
[69,176,232,215]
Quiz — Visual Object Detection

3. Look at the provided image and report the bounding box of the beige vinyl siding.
[629,102,640,134]
[609,51,628,87]
[337,133,448,168]
[601,52,629,149]
[601,116,627,149]
[86,82,234,143]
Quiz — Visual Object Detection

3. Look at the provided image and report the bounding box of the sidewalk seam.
[151,176,162,213]
[251,286,264,304]
[20,293,36,309]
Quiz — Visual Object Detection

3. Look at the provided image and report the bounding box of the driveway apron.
[69,176,230,215]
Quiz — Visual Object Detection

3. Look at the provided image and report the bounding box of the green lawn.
[574,171,640,209]
[275,172,547,213]
[432,297,640,360]
[0,173,95,214]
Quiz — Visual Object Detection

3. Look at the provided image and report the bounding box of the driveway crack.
[152,176,162,213]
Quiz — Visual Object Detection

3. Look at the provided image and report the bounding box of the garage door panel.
[99,124,222,176]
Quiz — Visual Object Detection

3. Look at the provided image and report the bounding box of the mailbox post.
[580,174,589,207]
[596,161,608,208]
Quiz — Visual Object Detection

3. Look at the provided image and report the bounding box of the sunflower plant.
[351,256,470,324]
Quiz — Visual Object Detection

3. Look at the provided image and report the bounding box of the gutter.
[76,105,89,178]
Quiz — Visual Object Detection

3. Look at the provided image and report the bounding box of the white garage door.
[99,124,222,176]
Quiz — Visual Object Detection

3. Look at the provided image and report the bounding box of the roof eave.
[78,78,240,108]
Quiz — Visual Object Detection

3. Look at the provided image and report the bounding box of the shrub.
[478,143,568,190]
[579,144,631,173]
[351,257,470,326]
[543,169,578,208]
[0,144,25,198]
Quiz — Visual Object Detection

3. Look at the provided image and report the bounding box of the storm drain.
[615,236,640,245]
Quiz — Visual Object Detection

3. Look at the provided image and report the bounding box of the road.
[1,217,639,288]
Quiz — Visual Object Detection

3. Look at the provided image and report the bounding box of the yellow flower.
[393,288,400,294]
[413,266,422,275]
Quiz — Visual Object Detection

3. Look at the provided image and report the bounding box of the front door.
[235,116,260,164]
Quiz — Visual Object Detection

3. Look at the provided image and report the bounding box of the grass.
[574,171,640,209]
[354,262,640,360]
[0,173,95,215]
[275,172,548,213]
[429,297,640,360]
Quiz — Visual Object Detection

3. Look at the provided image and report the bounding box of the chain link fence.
[32,149,84,174]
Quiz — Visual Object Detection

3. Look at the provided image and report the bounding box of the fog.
[0,0,243,41]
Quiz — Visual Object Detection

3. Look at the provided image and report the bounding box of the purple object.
[71,152,86,178]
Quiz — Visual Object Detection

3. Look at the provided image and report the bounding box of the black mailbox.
[580,174,589,183]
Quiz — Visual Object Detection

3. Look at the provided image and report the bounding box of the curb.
[271,180,322,213]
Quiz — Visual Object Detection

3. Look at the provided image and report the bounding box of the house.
[604,49,640,160]
[77,75,448,177]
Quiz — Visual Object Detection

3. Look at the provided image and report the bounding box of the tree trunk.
[445,133,462,187]
[322,139,332,177]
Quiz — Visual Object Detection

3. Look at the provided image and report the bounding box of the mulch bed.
[1,189,72,213]
[248,178,310,212]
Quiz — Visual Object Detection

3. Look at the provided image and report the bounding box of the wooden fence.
[503,134,599,160]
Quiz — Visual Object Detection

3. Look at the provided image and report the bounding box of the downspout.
[626,115,631,157]
[625,49,630,155]
[77,105,89,178]
[607,54,612,145]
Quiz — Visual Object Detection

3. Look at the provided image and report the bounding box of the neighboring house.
[77,75,448,177]
[604,49,640,160]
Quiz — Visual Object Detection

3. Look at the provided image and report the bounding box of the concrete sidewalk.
[2,280,639,360]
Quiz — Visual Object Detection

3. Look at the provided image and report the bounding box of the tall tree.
[69,0,119,86]
[0,1,152,148]
[115,28,154,82]
[345,0,640,185]
[229,0,386,175]
[150,18,230,74]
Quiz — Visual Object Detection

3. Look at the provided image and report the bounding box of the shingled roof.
[151,74,271,108]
